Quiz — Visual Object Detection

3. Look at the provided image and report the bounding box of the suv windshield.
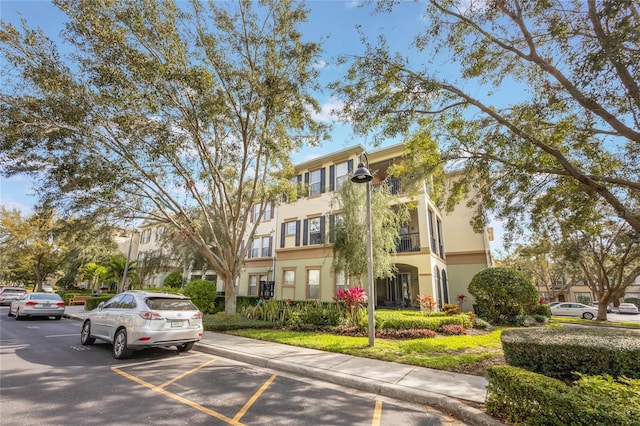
[145,298,198,311]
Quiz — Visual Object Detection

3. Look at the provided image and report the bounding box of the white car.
[80,290,203,359]
[8,292,66,320]
[550,302,599,320]
[616,303,639,314]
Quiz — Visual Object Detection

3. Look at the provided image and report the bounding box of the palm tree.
[105,255,137,292]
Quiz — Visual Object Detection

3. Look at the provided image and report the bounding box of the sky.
[0,0,506,254]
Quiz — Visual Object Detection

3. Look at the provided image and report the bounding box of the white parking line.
[46,334,78,338]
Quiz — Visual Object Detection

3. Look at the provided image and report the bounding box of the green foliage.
[468,267,539,325]
[163,271,183,288]
[362,310,471,331]
[330,179,410,285]
[501,327,640,380]
[332,1,640,238]
[0,0,329,316]
[202,313,279,331]
[182,279,218,313]
[486,366,640,426]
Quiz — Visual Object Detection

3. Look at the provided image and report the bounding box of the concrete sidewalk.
[64,305,502,426]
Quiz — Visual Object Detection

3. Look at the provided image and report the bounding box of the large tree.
[332,0,640,240]
[0,206,118,289]
[0,0,327,314]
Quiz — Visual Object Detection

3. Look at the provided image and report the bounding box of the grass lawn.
[202,313,638,377]
[226,328,505,377]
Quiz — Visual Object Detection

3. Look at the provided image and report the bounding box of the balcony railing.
[374,177,404,195]
[396,232,420,253]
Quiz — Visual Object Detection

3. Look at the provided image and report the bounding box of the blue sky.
[0,0,506,254]
[0,0,426,211]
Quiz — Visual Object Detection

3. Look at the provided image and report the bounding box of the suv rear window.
[145,298,198,311]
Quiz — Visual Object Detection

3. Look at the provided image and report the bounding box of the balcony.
[373,177,404,195]
[396,232,420,253]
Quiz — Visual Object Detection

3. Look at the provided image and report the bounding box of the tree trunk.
[224,280,237,316]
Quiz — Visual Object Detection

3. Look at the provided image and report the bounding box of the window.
[329,214,343,243]
[436,218,444,258]
[309,217,322,245]
[335,270,348,294]
[286,221,297,235]
[261,236,272,257]
[140,229,151,244]
[428,210,437,253]
[250,238,260,258]
[309,169,322,196]
[154,226,164,241]
[264,204,273,221]
[575,293,592,305]
[249,275,258,296]
[335,161,348,189]
[283,269,295,286]
[307,269,320,299]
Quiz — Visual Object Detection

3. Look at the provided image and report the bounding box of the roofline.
[294,144,365,171]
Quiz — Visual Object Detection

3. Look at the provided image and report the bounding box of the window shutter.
[329,214,335,243]
[304,173,309,196]
[297,175,303,199]
[303,219,308,246]
[280,223,286,248]
[329,165,335,192]
[320,168,326,194]
[268,236,273,257]
[295,220,301,246]
[320,216,326,243]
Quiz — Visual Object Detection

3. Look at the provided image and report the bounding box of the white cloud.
[311,98,345,123]
[313,60,327,70]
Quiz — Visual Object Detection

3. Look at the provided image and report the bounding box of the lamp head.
[351,162,373,183]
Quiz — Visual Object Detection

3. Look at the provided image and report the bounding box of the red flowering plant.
[335,287,367,327]
[417,294,436,312]
[457,293,467,310]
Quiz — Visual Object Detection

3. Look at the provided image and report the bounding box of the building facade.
[237,143,493,310]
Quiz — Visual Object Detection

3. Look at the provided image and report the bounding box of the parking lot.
[0,309,464,425]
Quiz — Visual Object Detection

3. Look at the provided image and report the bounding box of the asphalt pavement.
[64,305,503,426]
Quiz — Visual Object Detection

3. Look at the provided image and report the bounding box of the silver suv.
[80,291,203,359]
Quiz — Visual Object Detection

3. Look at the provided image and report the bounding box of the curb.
[194,343,504,426]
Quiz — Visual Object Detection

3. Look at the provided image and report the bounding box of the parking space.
[111,353,462,426]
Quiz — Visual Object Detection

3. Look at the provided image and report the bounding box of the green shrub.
[501,327,640,380]
[85,295,113,310]
[182,279,217,313]
[486,365,640,425]
[163,271,184,288]
[360,310,471,330]
[468,267,539,325]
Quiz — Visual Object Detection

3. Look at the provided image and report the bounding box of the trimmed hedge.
[501,327,640,380]
[486,365,640,425]
[364,310,472,330]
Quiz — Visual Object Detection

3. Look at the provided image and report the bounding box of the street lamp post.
[351,154,375,347]
[120,231,134,293]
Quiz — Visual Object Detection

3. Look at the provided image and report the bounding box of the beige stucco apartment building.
[236,143,493,310]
